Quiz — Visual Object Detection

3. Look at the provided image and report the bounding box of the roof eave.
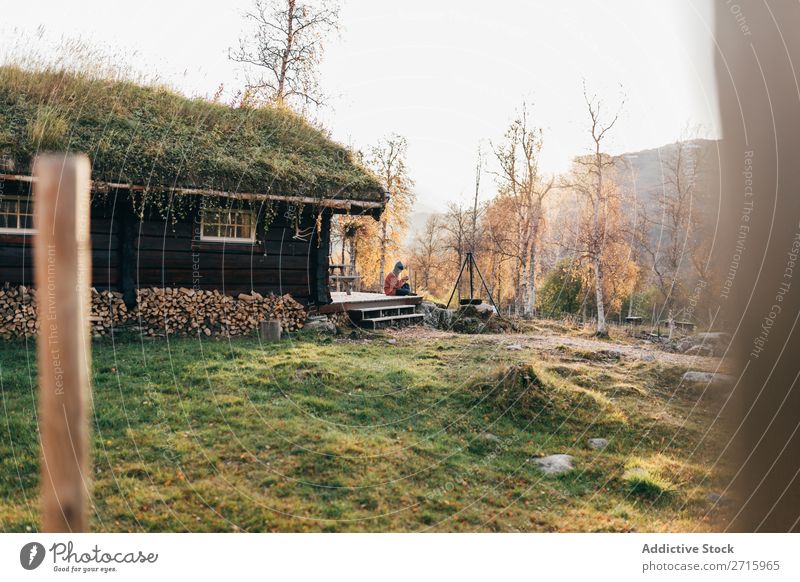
[0,173,387,213]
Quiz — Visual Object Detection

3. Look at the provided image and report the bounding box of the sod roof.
[0,66,384,207]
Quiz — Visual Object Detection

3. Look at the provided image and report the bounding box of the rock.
[419,301,454,329]
[305,316,336,334]
[474,303,497,315]
[587,438,609,450]
[531,454,574,476]
[451,316,485,334]
[640,354,656,362]
[682,371,735,386]
[478,432,501,443]
[507,343,524,351]
[682,371,715,383]
[386,338,397,345]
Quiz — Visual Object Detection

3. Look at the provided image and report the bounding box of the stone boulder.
[304,315,337,334]
[681,370,736,390]
[531,454,574,476]
[451,304,514,334]
[587,438,609,450]
[419,302,454,328]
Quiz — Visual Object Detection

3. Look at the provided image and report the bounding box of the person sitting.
[384,261,412,296]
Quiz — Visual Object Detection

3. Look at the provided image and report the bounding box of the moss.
[0,65,382,201]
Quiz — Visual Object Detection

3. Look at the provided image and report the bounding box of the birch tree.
[639,137,705,336]
[230,0,339,109]
[570,87,624,336]
[492,103,554,316]
[410,215,443,293]
[368,134,415,287]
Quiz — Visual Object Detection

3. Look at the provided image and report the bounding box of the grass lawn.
[0,329,732,532]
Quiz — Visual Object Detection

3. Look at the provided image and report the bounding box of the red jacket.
[384,271,403,295]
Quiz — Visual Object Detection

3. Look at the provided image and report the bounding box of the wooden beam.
[0,173,386,211]
[33,154,92,533]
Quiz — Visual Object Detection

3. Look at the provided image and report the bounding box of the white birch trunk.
[594,256,607,335]
[525,243,537,316]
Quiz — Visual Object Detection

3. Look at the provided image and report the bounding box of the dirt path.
[391,326,724,371]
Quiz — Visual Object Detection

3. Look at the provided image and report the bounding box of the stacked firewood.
[0,285,128,338]
[0,284,306,339]
[90,288,129,336]
[132,288,306,337]
[0,284,38,339]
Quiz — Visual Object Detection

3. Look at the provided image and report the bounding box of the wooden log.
[33,154,92,533]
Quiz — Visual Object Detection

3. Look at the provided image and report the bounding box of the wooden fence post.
[33,154,92,533]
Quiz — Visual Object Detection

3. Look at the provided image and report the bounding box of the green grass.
[0,332,731,532]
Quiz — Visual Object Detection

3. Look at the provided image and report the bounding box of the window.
[200,208,256,243]
[0,196,35,234]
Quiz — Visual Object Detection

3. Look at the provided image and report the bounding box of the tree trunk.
[276,0,296,104]
[519,254,529,316]
[593,256,607,336]
[525,242,537,317]
[667,308,675,340]
[379,219,387,288]
[349,239,357,276]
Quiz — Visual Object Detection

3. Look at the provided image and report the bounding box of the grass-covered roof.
[0,65,384,205]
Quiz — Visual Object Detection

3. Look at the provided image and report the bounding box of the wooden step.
[356,313,425,329]
[319,292,423,314]
[349,305,416,321]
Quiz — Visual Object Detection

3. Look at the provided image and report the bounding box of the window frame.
[199,207,257,244]
[0,195,36,235]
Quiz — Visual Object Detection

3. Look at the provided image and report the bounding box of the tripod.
[446,252,498,311]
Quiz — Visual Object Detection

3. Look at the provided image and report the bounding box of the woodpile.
[90,288,129,337]
[0,284,306,339]
[132,288,305,337]
[0,284,38,339]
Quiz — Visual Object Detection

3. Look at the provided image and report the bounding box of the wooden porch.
[318,291,423,314]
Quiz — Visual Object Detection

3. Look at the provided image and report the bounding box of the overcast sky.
[1,0,719,212]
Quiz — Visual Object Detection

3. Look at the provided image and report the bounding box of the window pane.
[0,199,18,229]
[0,214,14,229]
[202,208,254,240]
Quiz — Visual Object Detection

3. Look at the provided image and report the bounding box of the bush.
[537,260,584,317]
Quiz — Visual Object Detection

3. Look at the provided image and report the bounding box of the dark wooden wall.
[0,180,122,291]
[0,181,332,305]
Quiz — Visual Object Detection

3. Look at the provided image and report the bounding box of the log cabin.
[0,66,386,307]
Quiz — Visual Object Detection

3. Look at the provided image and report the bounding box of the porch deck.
[318,291,423,315]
